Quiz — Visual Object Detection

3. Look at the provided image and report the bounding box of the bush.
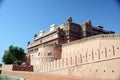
[15,60,22,65]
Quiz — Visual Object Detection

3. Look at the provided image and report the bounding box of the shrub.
[15,60,22,65]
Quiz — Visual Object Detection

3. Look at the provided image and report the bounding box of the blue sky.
[0,0,120,64]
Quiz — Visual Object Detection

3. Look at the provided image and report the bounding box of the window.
[104,70,106,72]
[40,40,42,43]
[38,53,40,56]
[48,53,52,56]
[89,70,91,72]
[34,48,38,51]
[101,51,103,53]
[96,70,98,72]
[112,70,114,72]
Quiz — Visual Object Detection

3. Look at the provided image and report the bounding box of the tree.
[2,53,15,64]
[2,45,25,64]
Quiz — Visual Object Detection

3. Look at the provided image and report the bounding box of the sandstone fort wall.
[2,34,120,80]
[32,34,120,79]
[29,34,120,79]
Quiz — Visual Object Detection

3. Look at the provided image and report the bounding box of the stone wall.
[30,46,61,65]
[2,71,114,80]
[33,50,120,79]
[32,34,120,80]
[2,64,13,71]
[62,34,120,58]
[2,71,84,80]
[2,34,120,80]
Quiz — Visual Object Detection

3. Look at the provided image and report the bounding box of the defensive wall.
[2,34,120,80]
[33,34,120,80]
[2,70,88,80]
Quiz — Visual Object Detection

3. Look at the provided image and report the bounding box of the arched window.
[48,53,52,56]
[38,53,40,56]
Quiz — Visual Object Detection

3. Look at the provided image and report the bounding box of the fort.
[2,17,120,80]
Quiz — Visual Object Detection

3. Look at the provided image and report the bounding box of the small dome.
[50,24,57,32]
[40,30,44,33]
[39,30,45,37]
[50,24,57,28]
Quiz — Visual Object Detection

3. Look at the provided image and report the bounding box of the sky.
[0,0,120,64]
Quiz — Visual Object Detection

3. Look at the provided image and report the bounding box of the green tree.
[2,45,25,64]
[15,60,22,65]
[2,53,15,64]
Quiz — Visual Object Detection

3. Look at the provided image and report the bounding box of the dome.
[50,24,57,28]
[50,24,57,32]
[40,30,44,33]
[39,30,45,37]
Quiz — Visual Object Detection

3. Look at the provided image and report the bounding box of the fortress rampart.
[2,34,120,80]
[31,34,120,79]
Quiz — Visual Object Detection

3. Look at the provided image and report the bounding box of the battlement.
[29,35,120,80]
[32,34,120,74]
[63,34,120,47]
[34,45,120,72]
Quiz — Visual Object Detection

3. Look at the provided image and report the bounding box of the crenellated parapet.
[63,34,120,47]
[33,34,120,73]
